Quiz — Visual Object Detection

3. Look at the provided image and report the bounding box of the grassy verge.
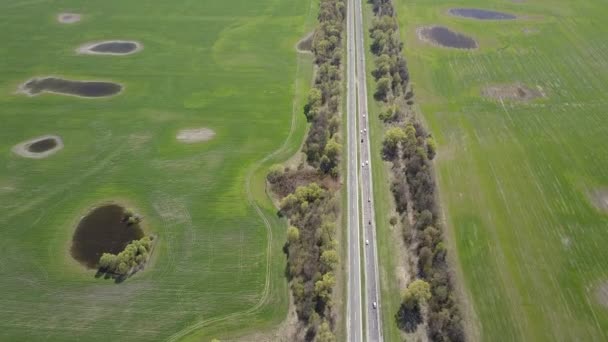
[361,2,407,341]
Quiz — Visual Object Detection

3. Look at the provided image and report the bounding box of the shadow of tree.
[94,268,139,283]
[395,303,423,333]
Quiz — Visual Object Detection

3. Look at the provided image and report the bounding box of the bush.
[98,236,153,275]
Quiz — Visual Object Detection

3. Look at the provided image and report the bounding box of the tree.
[319,155,333,174]
[382,126,405,159]
[287,226,300,244]
[97,236,153,275]
[389,216,398,226]
[426,136,437,160]
[316,320,336,342]
[267,164,284,183]
[403,123,417,158]
[418,246,433,277]
[415,209,433,230]
[99,253,117,270]
[314,272,335,301]
[374,77,392,100]
[304,88,322,121]
[117,261,130,275]
[402,279,431,309]
[320,249,338,270]
[324,138,341,162]
[373,54,392,80]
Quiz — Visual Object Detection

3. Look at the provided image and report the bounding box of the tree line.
[267,0,346,340]
[368,0,466,340]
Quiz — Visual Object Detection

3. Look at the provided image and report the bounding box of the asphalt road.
[345,0,363,340]
[346,0,383,341]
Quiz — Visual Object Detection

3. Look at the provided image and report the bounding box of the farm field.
[393,0,608,340]
[0,0,315,340]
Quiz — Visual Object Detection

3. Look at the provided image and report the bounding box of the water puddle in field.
[448,8,517,20]
[77,40,142,55]
[71,204,144,269]
[417,26,478,49]
[12,135,63,159]
[19,77,122,98]
[28,138,57,152]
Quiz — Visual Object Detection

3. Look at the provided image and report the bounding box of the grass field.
[388,0,608,340]
[0,0,316,340]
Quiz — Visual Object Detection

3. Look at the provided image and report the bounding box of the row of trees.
[280,183,339,338]
[267,0,346,340]
[98,236,154,276]
[369,0,465,341]
[302,0,346,179]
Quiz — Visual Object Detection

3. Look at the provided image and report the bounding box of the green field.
[0,0,315,340]
[390,0,608,340]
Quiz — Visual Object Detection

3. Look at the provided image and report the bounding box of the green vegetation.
[402,279,431,309]
[267,0,345,339]
[392,0,608,340]
[99,236,154,276]
[122,208,142,225]
[0,0,317,340]
[368,0,465,340]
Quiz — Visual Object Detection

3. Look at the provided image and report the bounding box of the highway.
[345,0,363,340]
[346,0,383,341]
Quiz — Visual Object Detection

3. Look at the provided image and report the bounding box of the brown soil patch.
[58,13,81,24]
[296,31,314,53]
[481,83,544,102]
[12,135,64,159]
[589,189,608,213]
[176,127,215,143]
[595,281,608,308]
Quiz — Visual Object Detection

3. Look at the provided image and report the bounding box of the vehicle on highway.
[365,160,369,165]
[372,301,377,309]
[365,239,369,245]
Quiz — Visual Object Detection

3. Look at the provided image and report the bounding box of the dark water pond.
[449,8,516,20]
[22,77,122,97]
[27,138,57,153]
[420,26,478,49]
[71,204,144,269]
[90,41,139,54]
